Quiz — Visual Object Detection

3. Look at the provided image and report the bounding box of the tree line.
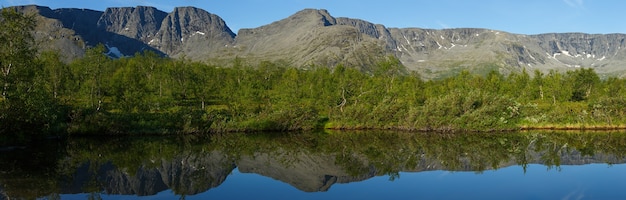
[3,8,626,143]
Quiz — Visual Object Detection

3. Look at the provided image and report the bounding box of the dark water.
[1,131,626,200]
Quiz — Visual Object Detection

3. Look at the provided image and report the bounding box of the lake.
[1,131,626,199]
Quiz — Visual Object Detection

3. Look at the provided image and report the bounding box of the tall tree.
[531,70,545,100]
[568,68,600,101]
[0,8,37,101]
[70,44,112,110]
[0,8,66,137]
[110,58,148,112]
[544,70,570,104]
[40,51,71,99]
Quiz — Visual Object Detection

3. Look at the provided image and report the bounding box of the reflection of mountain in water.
[237,151,378,192]
[235,148,625,192]
[60,151,235,196]
[2,131,626,198]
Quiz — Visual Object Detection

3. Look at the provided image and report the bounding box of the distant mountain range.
[8,5,626,78]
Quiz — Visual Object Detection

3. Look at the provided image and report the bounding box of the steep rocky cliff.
[153,7,235,59]
[97,6,167,42]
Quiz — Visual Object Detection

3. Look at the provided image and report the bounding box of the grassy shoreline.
[519,124,626,131]
[324,124,626,133]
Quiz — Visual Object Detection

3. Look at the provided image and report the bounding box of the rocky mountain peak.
[97,6,167,41]
[237,8,337,37]
[152,6,235,58]
[317,9,336,26]
[288,8,337,27]
[165,6,235,37]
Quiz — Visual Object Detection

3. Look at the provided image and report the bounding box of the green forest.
[3,9,626,143]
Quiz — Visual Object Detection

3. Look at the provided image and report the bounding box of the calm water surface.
[1,131,626,199]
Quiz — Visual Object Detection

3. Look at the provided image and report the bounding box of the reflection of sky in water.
[60,164,626,200]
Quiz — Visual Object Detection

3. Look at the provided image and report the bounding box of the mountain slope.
[387,28,626,78]
[7,5,626,78]
[231,9,386,69]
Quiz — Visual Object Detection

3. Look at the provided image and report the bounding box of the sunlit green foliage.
[7,46,626,135]
[0,8,68,143]
[3,9,626,137]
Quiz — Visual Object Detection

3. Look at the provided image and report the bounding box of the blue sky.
[2,0,624,35]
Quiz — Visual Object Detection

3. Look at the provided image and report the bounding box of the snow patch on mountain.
[105,44,123,58]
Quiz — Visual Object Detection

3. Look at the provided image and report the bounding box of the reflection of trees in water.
[2,131,626,198]
[56,137,236,196]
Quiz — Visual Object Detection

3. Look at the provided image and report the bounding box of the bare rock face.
[530,33,626,71]
[52,8,103,47]
[532,33,626,58]
[95,6,237,58]
[153,7,235,58]
[97,6,167,43]
[336,18,395,50]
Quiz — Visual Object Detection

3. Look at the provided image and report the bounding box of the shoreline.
[519,125,626,131]
[322,124,626,133]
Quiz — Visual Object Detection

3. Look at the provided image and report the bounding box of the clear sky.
[2,0,624,35]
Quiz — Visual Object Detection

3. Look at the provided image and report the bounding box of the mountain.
[9,5,235,60]
[386,29,626,78]
[152,6,236,59]
[61,151,235,196]
[232,9,386,69]
[6,5,626,78]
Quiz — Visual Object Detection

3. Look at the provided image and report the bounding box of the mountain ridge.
[7,5,626,78]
